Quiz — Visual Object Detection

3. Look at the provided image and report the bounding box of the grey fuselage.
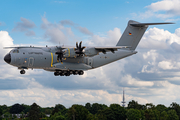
[7,47,137,72]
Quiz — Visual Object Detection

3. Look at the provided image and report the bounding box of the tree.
[85,103,91,112]
[52,106,60,116]
[167,110,179,120]
[156,104,167,113]
[126,108,141,120]
[52,104,67,116]
[10,103,24,114]
[144,109,157,120]
[21,104,31,114]
[160,111,168,120]
[109,104,126,120]
[128,100,145,110]
[146,103,155,109]
[29,103,41,120]
[50,112,65,120]
[91,103,107,114]
[67,104,89,120]
[0,107,3,120]
[170,102,180,118]
[97,108,115,120]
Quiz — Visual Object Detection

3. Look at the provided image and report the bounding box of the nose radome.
[4,53,11,64]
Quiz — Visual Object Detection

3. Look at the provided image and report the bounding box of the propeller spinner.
[55,48,64,63]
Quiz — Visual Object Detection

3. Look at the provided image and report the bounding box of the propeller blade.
[75,41,85,56]
[79,41,82,49]
[76,42,78,49]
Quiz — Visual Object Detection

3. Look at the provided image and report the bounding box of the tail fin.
[116,20,174,50]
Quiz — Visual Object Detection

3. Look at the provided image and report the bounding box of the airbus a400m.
[4,20,173,76]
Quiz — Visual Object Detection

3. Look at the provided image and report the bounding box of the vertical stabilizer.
[116,20,148,50]
[116,20,173,50]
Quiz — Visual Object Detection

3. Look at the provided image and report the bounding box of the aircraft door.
[88,58,93,67]
[28,57,34,67]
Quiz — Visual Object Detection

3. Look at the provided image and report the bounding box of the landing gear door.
[88,58,93,67]
[28,57,34,67]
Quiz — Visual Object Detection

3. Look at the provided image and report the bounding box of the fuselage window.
[13,49,19,53]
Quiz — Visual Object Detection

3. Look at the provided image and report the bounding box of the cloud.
[85,27,121,46]
[60,20,93,36]
[41,18,74,44]
[0,22,4,26]
[0,31,13,57]
[134,0,180,20]
[13,17,36,36]
[139,27,180,49]
[54,1,67,4]
[77,26,93,36]
[60,20,75,26]
[147,0,180,15]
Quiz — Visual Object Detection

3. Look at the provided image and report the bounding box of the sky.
[1,0,180,108]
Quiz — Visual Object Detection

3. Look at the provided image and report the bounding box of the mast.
[121,88,126,107]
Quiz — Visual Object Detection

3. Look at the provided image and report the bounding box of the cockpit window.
[13,49,19,53]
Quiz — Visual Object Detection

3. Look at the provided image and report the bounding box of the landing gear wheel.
[65,71,70,76]
[20,70,25,74]
[54,71,60,76]
[73,70,78,75]
[79,70,84,75]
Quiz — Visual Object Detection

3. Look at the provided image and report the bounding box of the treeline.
[0,100,180,120]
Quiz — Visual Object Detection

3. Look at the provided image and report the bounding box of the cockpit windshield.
[12,49,19,53]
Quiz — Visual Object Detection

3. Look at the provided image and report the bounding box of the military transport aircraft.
[4,20,173,76]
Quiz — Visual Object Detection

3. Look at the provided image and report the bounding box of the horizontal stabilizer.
[130,22,174,27]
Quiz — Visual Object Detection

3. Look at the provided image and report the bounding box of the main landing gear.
[54,70,84,76]
[20,69,26,74]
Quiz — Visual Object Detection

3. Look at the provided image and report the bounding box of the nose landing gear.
[20,70,26,74]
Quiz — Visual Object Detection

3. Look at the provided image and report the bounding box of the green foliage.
[91,103,108,114]
[170,102,180,118]
[156,104,167,113]
[41,107,53,114]
[10,103,24,114]
[52,104,67,116]
[146,103,155,109]
[29,103,41,120]
[85,103,91,112]
[22,104,31,114]
[128,100,146,110]
[67,104,89,120]
[50,112,65,120]
[1,102,180,120]
[167,109,179,120]
[109,104,127,120]
[140,110,145,120]
[86,113,99,120]
[97,107,116,120]
[0,107,3,120]
[126,108,141,120]
[144,109,156,120]
[160,111,168,120]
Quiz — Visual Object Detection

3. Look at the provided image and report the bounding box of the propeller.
[55,48,64,63]
[75,41,85,56]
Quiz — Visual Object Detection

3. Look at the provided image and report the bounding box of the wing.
[3,46,42,49]
[95,46,130,53]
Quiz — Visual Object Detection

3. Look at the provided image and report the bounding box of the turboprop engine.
[63,48,78,58]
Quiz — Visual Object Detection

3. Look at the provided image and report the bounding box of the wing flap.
[95,46,130,53]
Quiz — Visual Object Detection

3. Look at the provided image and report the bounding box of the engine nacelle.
[63,48,77,58]
[84,48,99,56]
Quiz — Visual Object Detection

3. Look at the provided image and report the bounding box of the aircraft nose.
[4,53,11,64]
